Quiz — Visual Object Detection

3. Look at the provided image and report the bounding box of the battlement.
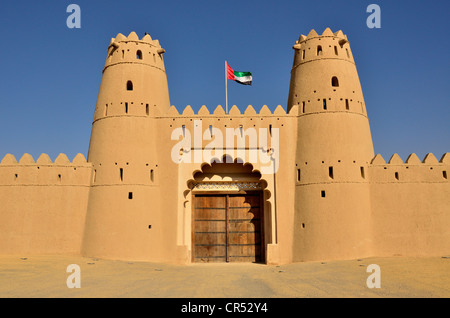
[110,31,163,47]
[104,31,166,72]
[163,104,290,118]
[292,28,353,65]
[295,28,348,45]
[0,153,92,186]
[369,152,450,183]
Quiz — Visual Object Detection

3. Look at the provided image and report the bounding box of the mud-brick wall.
[0,153,92,255]
[369,153,450,257]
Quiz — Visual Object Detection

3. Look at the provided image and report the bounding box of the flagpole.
[225,60,228,114]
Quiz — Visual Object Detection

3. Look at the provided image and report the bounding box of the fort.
[0,28,448,265]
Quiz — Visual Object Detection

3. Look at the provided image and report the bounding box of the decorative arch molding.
[177,153,277,264]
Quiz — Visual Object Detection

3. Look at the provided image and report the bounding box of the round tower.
[82,32,171,261]
[290,28,375,262]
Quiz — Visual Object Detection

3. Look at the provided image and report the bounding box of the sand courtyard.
[0,254,449,298]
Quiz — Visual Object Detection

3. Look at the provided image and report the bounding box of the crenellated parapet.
[0,153,92,186]
[163,104,289,117]
[104,31,166,72]
[159,104,293,134]
[369,152,450,183]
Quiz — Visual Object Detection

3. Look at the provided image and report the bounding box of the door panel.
[192,195,227,262]
[227,194,262,263]
[192,192,263,263]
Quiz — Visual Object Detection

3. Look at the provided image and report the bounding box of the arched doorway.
[189,159,267,263]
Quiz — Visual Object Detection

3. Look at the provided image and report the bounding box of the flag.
[226,62,252,85]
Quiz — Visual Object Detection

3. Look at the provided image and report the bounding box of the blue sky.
[0,0,449,162]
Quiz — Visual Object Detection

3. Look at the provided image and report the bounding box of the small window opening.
[14,173,18,180]
[317,45,322,56]
[125,102,128,114]
[105,104,108,116]
[302,50,305,59]
[334,46,338,55]
[122,50,125,58]
[148,225,152,229]
[323,99,327,110]
[58,174,61,182]
[93,169,96,183]
[395,172,399,180]
[146,104,149,116]
[345,99,349,110]
[302,223,305,229]
[128,192,133,199]
[126,81,133,91]
[150,169,154,182]
[346,48,350,58]
[297,169,301,182]
[328,166,334,179]
[321,190,326,198]
[302,101,306,113]
[443,171,447,179]
[120,168,123,182]
[360,167,365,179]
[332,76,339,87]
[136,50,142,60]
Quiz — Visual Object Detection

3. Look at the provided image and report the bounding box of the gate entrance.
[192,191,263,263]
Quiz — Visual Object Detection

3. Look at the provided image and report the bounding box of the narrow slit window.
[443,171,447,179]
[302,50,305,59]
[317,45,322,56]
[323,99,327,110]
[150,169,154,182]
[105,104,108,116]
[302,101,306,113]
[122,50,125,58]
[297,169,301,182]
[345,99,349,110]
[395,172,399,180]
[360,167,365,179]
[334,46,338,55]
[58,174,61,182]
[346,48,350,58]
[126,81,133,91]
[146,104,149,116]
[120,168,123,182]
[14,173,18,181]
[125,102,128,114]
[328,166,334,179]
[93,169,96,183]
[331,76,339,87]
[136,50,142,60]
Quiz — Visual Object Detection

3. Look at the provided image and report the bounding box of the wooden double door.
[192,192,264,263]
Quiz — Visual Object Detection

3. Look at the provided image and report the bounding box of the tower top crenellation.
[109,31,163,48]
[294,27,348,46]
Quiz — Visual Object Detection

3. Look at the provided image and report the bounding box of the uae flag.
[226,62,252,85]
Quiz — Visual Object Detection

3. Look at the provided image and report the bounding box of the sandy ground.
[0,254,449,298]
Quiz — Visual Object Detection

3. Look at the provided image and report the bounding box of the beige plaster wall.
[369,153,450,257]
[0,153,91,254]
